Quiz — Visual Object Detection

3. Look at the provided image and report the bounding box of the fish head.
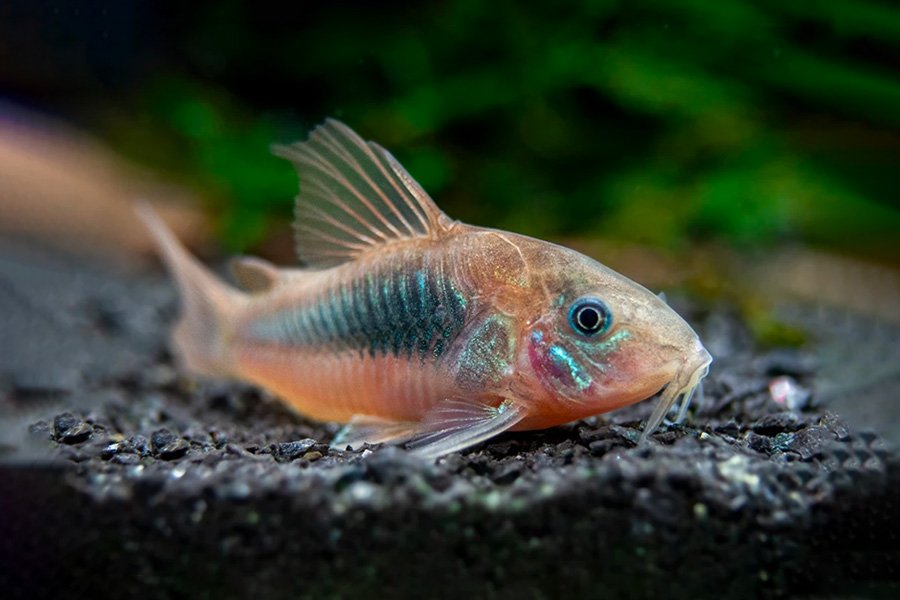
[514,242,712,422]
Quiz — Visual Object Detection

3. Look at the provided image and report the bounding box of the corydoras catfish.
[138,119,712,459]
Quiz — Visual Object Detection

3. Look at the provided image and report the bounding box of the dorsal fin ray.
[273,119,452,268]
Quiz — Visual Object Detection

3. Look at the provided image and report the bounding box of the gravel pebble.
[2,240,899,600]
[272,438,318,462]
[150,429,190,460]
[52,412,93,444]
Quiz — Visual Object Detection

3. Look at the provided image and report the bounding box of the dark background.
[2,0,899,257]
[2,6,900,598]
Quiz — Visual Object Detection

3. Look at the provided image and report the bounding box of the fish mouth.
[639,341,713,442]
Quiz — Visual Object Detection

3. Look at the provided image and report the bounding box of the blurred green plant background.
[2,0,900,257]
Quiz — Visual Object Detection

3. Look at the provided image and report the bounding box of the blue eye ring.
[568,297,612,337]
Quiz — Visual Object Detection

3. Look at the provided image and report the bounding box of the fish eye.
[568,297,611,336]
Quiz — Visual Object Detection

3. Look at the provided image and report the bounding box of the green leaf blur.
[103,0,900,257]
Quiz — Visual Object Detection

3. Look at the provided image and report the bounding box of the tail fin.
[135,203,245,376]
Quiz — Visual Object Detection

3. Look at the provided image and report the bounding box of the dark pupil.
[577,307,601,331]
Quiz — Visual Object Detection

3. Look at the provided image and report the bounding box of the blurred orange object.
[0,106,210,263]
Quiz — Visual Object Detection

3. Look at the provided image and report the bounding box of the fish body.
[140,120,712,458]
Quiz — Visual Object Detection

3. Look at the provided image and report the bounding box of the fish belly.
[232,344,451,424]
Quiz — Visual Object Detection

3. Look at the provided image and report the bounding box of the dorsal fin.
[229,256,279,293]
[273,119,454,268]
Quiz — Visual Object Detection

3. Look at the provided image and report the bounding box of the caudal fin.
[135,203,245,376]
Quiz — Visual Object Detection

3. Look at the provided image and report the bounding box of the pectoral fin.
[331,415,418,450]
[406,398,527,460]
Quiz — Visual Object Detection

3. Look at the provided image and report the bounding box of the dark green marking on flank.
[247,265,468,361]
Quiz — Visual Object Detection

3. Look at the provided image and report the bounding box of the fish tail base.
[136,202,243,377]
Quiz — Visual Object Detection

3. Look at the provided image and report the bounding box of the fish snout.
[638,336,713,440]
[682,337,713,389]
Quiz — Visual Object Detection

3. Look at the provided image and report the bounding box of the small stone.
[577,425,608,444]
[209,430,230,447]
[752,413,803,436]
[745,432,771,454]
[128,434,150,456]
[53,413,92,444]
[273,439,317,462]
[151,429,189,460]
[150,429,176,450]
[770,432,796,453]
[225,444,256,458]
[112,453,140,465]
[485,439,521,458]
[820,412,850,440]
[715,420,741,438]
[491,462,522,485]
[588,439,618,456]
[652,430,679,445]
[789,426,833,460]
[609,425,641,445]
[101,442,121,460]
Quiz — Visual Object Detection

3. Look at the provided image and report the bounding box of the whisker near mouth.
[675,378,705,424]
[639,348,712,442]
[639,379,682,443]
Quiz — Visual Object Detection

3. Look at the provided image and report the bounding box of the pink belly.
[232,344,452,423]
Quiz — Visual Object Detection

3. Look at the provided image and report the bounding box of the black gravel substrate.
[1,239,898,600]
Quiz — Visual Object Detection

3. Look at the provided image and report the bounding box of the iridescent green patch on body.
[548,343,592,391]
[455,315,515,391]
[570,328,631,360]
